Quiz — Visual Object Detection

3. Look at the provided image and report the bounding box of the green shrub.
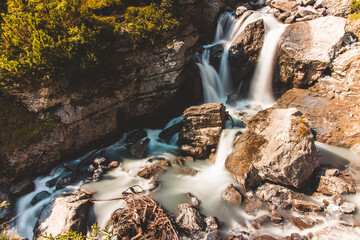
[351,0,360,13]
[119,0,182,46]
[0,0,100,91]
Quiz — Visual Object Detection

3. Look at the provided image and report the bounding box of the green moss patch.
[0,96,59,153]
[351,0,360,13]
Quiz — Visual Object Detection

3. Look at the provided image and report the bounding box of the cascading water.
[197,8,286,107]
[11,8,360,240]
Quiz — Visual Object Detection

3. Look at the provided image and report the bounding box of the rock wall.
[0,28,199,183]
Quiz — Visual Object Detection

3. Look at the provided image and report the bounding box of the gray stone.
[30,191,51,206]
[33,192,92,239]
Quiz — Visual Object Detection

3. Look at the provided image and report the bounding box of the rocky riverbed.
[1,0,360,239]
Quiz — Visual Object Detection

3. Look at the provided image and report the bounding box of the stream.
[13,7,360,239]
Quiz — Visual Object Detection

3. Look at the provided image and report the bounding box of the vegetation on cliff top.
[351,0,360,13]
[0,0,183,92]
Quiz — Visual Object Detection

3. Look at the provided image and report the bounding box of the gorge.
[1,0,360,239]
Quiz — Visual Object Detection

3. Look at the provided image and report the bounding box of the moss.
[351,0,360,13]
[291,118,310,137]
[0,96,60,153]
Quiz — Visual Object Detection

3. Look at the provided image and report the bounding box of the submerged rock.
[275,16,345,89]
[225,108,320,190]
[56,173,76,190]
[137,165,166,179]
[159,121,183,139]
[33,191,92,239]
[30,191,51,206]
[178,103,226,159]
[126,138,149,159]
[222,184,243,205]
[289,216,316,230]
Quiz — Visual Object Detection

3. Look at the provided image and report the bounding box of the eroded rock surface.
[178,103,226,159]
[33,192,92,239]
[275,16,345,89]
[225,108,320,190]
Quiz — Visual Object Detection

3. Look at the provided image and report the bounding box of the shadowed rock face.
[178,103,226,159]
[274,16,345,90]
[225,108,320,190]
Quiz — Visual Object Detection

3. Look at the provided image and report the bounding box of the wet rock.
[266,0,301,12]
[236,6,248,16]
[10,179,35,196]
[93,157,107,167]
[226,235,243,240]
[186,193,200,207]
[244,192,269,215]
[185,156,195,162]
[174,157,185,166]
[178,103,226,159]
[157,159,171,167]
[275,16,345,89]
[208,150,217,164]
[125,129,147,143]
[205,216,219,232]
[284,15,297,24]
[179,166,198,176]
[228,18,265,91]
[33,192,92,239]
[225,108,320,190]
[251,235,278,240]
[277,12,291,22]
[315,224,360,239]
[56,173,76,190]
[92,168,103,182]
[283,233,307,240]
[255,183,304,210]
[317,169,357,195]
[252,215,271,229]
[30,191,51,206]
[137,165,166,179]
[46,177,58,188]
[0,189,14,222]
[292,199,322,213]
[271,213,283,224]
[205,230,222,240]
[303,0,316,6]
[176,203,206,232]
[222,184,243,205]
[159,121,183,139]
[87,164,95,173]
[108,161,119,168]
[339,202,356,214]
[289,216,315,230]
[126,138,149,159]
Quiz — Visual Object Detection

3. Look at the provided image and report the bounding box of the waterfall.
[197,9,285,106]
[213,129,240,169]
[248,15,286,105]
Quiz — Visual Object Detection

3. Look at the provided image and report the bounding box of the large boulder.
[33,192,92,239]
[225,108,320,190]
[178,103,226,159]
[275,16,345,89]
[228,17,265,92]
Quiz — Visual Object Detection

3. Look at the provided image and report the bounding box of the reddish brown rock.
[225,108,320,190]
[289,216,316,230]
[178,103,226,159]
[222,184,243,205]
[137,165,166,179]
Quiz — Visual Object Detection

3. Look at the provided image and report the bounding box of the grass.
[351,0,360,13]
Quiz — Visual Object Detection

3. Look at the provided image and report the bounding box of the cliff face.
[0,29,199,182]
